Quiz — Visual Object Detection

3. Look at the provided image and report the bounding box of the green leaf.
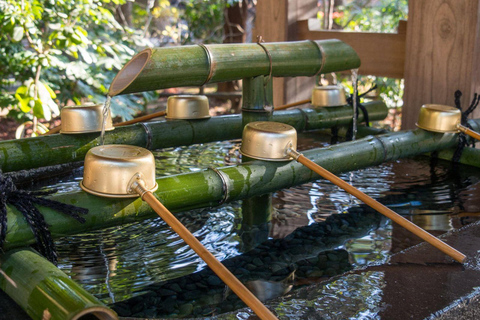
[15,85,28,96]
[17,96,32,113]
[32,99,44,119]
[11,26,24,42]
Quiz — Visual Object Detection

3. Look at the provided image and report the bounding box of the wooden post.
[285,0,319,105]
[402,0,480,129]
[254,0,318,106]
[253,0,288,106]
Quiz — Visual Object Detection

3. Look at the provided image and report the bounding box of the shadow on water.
[8,131,480,319]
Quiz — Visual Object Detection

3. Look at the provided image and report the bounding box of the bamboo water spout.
[4,119,480,250]
[0,101,387,173]
[108,40,360,96]
[0,248,117,320]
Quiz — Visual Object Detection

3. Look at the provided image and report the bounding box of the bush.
[0,0,153,136]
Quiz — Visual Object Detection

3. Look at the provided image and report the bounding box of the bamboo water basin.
[5,130,480,319]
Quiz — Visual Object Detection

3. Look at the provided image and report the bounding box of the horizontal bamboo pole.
[5,120,480,249]
[427,147,480,168]
[109,40,360,96]
[0,101,387,173]
[0,248,117,320]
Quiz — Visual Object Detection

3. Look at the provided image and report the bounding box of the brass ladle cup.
[240,122,466,263]
[416,104,480,141]
[81,145,278,320]
[274,85,347,111]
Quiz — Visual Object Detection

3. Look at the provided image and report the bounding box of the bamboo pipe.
[5,122,480,250]
[287,149,466,263]
[429,146,480,168]
[44,110,167,135]
[0,101,388,173]
[131,182,278,320]
[108,40,360,96]
[45,97,319,135]
[0,248,118,320]
[274,98,311,111]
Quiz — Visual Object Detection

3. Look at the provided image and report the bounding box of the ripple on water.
[36,132,480,313]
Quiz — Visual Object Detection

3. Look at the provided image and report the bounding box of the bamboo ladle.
[80,145,278,320]
[240,121,466,263]
[416,104,480,141]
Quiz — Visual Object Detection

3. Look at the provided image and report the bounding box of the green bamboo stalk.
[427,147,480,168]
[241,75,274,232]
[0,248,117,320]
[108,40,360,96]
[0,101,387,173]
[5,121,480,250]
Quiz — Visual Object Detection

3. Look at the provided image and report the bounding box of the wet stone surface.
[221,221,480,320]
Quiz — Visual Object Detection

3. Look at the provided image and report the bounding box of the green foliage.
[335,0,408,32]
[330,0,406,130]
[183,0,227,43]
[0,0,153,133]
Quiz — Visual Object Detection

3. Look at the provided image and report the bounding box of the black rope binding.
[452,90,479,162]
[0,171,88,265]
[345,84,378,141]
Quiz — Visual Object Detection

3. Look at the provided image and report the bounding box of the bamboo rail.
[4,120,480,249]
[0,248,117,320]
[108,40,360,96]
[0,101,387,172]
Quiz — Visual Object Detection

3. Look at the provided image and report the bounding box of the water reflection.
[30,131,480,317]
[267,271,387,320]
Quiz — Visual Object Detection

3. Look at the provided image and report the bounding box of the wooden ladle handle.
[458,124,480,141]
[134,186,278,320]
[274,98,311,111]
[288,150,466,263]
[43,110,167,135]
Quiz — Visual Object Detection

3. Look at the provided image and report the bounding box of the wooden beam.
[252,0,288,106]
[297,19,406,79]
[284,0,319,105]
[402,0,480,129]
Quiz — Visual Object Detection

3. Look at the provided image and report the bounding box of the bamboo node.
[208,167,230,205]
[256,36,273,86]
[140,122,153,150]
[309,40,327,77]
[198,43,214,86]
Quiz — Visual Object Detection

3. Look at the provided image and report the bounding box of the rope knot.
[452,90,479,162]
[0,170,88,265]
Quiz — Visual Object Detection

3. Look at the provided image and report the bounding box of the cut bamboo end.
[72,307,118,320]
[109,48,152,96]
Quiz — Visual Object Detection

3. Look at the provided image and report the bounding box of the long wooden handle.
[293,153,466,263]
[43,110,167,135]
[458,124,480,141]
[274,98,311,111]
[141,191,278,320]
[114,110,166,127]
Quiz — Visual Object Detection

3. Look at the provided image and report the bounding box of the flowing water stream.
[99,95,112,145]
[351,68,359,141]
[27,131,480,318]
